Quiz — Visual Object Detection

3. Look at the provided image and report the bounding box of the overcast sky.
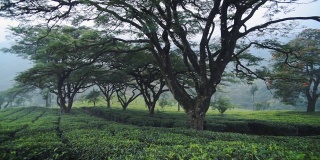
[0,1,319,91]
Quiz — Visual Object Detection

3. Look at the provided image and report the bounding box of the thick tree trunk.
[186,97,211,130]
[307,98,316,112]
[189,111,205,130]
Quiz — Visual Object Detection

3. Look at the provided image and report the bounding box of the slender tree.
[115,83,141,111]
[250,85,258,110]
[93,70,118,108]
[40,88,52,107]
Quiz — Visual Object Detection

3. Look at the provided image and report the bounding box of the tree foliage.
[1,0,319,129]
[269,29,320,112]
[5,26,115,113]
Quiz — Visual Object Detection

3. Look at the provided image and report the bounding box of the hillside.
[1,106,320,159]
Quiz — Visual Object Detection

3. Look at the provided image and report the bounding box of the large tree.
[270,29,320,112]
[4,26,114,113]
[1,0,319,130]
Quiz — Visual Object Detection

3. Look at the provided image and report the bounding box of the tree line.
[0,0,319,130]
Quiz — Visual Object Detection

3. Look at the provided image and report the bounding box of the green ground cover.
[75,96,320,126]
[0,106,320,159]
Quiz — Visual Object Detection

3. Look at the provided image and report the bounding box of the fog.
[0,43,33,91]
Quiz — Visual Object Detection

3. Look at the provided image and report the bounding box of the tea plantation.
[1,106,320,159]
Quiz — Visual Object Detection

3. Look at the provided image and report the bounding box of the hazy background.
[0,42,32,91]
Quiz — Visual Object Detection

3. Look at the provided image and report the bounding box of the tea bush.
[0,106,320,159]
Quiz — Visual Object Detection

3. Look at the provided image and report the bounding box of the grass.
[75,96,320,128]
[207,109,320,126]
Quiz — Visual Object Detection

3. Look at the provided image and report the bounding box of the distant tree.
[250,85,259,110]
[211,97,234,115]
[254,101,271,111]
[269,29,320,112]
[83,89,101,107]
[0,84,34,109]
[115,83,141,111]
[40,88,52,107]
[93,70,119,108]
[158,93,171,108]
[127,52,169,115]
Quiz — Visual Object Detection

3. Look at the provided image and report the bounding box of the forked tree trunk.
[58,96,73,113]
[148,102,156,115]
[122,104,128,111]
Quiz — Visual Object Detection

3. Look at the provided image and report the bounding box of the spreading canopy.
[270,29,320,112]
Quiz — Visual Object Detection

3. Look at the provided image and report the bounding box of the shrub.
[254,101,271,110]
[211,97,234,114]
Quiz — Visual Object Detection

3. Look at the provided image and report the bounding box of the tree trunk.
[189,111,205,130]
[122,104,128,111]
[58,96,73,113]
[252,94,255,111]
[65,106,71,113]
[45,93,51,107]
[186,97,211,130]
[65,98,74,113]
[106,99,111,108]
[148,103,156,115]
[307,98,316,112]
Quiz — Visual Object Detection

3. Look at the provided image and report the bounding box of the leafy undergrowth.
[0,107,320,159]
